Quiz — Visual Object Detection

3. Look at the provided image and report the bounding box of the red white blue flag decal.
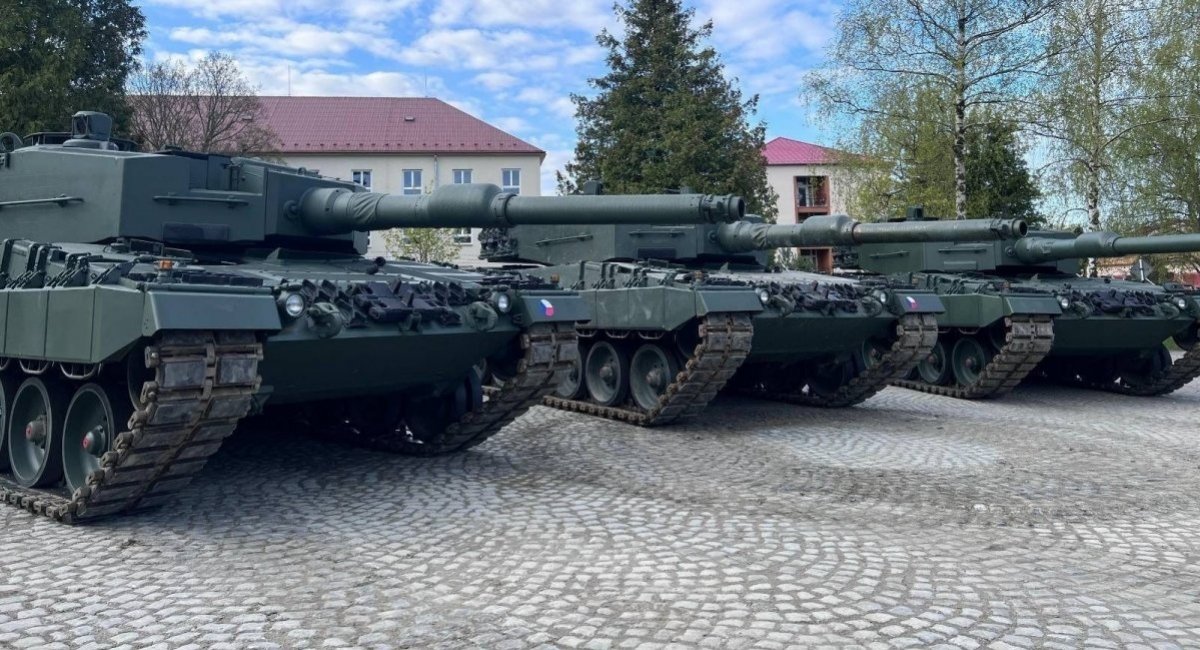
[540,299,555,317]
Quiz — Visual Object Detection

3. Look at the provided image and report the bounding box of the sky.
[136,0,839,194]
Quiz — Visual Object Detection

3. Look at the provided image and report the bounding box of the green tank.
[855,215,1200,398]
[0,112,743,523]
[481,189,1026,426]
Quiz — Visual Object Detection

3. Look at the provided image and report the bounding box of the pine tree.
[0,0,146,135]
[562,0,776,218]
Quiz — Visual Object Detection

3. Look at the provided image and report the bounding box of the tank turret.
[482,212,1027,268]
[857,226,1200,276]
[0,112,744,255]
[713,215,1027,253]
[298,184,744,235]
[1012,231,1200,265]
[854,212,1200,402]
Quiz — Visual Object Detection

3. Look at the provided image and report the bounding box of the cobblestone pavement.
[1,379,1199,650]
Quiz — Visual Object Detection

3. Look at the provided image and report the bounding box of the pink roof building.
[257,96,544,157]
[253,96,545,265]
[762,137,849,271]
[763,136,841,166]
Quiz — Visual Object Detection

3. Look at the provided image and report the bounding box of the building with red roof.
[257,96,544,263]
[763,136,851,271]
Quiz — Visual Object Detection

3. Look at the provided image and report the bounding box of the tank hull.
[884,270,1200,398]
[0,239,583,523]
[526,262,942,426]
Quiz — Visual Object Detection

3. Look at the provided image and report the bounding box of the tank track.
[737,313,939,408]
[543,313,754,427]
[0,331,262,524]
[1086,329,1200,397]
[351,322,579,455]
[892,315,1055,399]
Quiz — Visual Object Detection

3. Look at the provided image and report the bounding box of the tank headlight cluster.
[874,290,890,304]
[758,289,771,305]
[1058,295,1071,310]
[493,291,512,314]
[1175,297,1189,310]
[278,292,307,319]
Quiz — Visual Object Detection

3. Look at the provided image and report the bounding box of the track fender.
[142,288,282,338]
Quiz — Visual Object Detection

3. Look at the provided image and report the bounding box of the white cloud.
[514,87,553,104]
[697,0,836,61]
[144,0,419,20]
[548,97,576,119]
[288,71,434,97]
[230,54,439,96]
[169,24,368,57]
[397,28,598,73]
[472,72,519,91]
[537,148,574,195]
[490,116,534,135]
[430,0,612,32]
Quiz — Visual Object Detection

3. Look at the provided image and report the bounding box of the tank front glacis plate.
[1010,276,1200,356]
[0,239,582,403]
[886,271,1063,330]
[527,262,762,332]
[712,269,939,361]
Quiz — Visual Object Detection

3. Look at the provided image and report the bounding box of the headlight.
[1175,297,1188,310]
[1058,296,1071,310]
[493,292,512,313]
[280,292,306,318]
[875,290,889,303]
[758,289,771,304]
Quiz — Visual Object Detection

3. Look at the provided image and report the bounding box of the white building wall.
[766,163,851,224]
[279,152,543,265]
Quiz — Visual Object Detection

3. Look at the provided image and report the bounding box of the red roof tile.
[763,136,840,165]
[257,96,544,156]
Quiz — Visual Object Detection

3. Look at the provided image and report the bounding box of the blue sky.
[137,0,838,193]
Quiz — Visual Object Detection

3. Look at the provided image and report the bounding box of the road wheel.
[1173,321,1199,351]
[406,369,483,443]
[1117,345,1172,389]
[62,382,132,493]
[805,355,857,398]
[553,345,587,399]
[629,343,681,411]
[951,336,994,387]
[8,377,70,487]
[584,341,629,406]
[859,337,892,371]
[916,339,952,385]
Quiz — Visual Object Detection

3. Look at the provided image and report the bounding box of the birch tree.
[1113,0,1200,276]
[1033,0,1158,274]
[810,0,1060,219]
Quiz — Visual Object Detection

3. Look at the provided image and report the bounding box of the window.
[452,169,473,184]
[403,169,423,195]
[351,170,372,191]
[453,227,472,244]
[501,168,521,194]
[795,176,828,209]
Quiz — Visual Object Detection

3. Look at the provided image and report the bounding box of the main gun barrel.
[1014,231,1200,264]
[714,215,1028,253]
[298,183,745,234]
